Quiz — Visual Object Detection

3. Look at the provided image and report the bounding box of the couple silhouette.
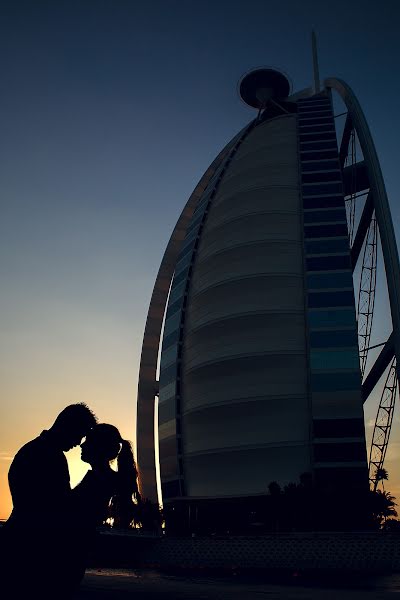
[1,403,139,598]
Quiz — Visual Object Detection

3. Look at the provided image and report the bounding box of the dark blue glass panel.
[177,238,197,264]
[300,130,336,142]
[160,342,179,370]
[301,159,339,172]
[306,255,351,271]
[309,329,358,348]
[169,280,186,304]
[314,442,366,462]
[304,223,348,238]
[307,272,353,289]
[310,349,360,370]
[179,236,197,260]
[159,362,178,387]
[308,308,356,329]
[303,209,346,223]
[302,171,341,184]
[164,312,181,337]
[159,380,176,403]
[313,418,365,438]
[172,266,190,287]
[300,149,338,161]
[303,196,344,210]
[300,123,335,133]
[162,328,180,351]
[311,371,361,392]
[305,238,349,254]
[300,140,337,152]
[298,103,331,112]
[308,290,354,308]
[158,398,176,424]
[187,209,206,235]
[175,251,193,274]
[165,299,183,321]
[181,227,198,250]
[303,182,343,196]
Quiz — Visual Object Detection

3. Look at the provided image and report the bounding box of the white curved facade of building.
[181,115,310,496]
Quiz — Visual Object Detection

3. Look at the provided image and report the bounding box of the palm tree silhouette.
[375,467,389,491]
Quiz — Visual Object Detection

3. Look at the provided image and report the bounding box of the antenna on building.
[311,30,321,93]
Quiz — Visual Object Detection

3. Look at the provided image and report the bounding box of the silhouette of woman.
[68,423,139,591]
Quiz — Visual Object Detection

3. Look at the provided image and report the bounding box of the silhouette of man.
[1,403,97,598]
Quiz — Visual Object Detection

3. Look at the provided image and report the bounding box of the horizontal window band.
[303,196,345,210]
[159,400,176,425]
[313,418,365,438]
[299,130,336,141]
[298,111,333,121]
[165,297,184,320]
[164,311,182,336]
[159,362,178,387]
[181,227,199,250]
[186,210,207,235]
[162,328,181,351]
[193,194,211,214]
[171,266,190,287]
[314,442,366,463]
[304,223,348,238]
[303,208,346,223]
[169,280,186,305]
[307,271,353,289]
[298,102,331,110]
[175,251,193,276]
[300,138,337,148]
[300,149,338,161]
[302,163,340,174]
[309,328,358,348]
[302,170,342,184]
[308,289,355,308]
[310,371,361,392]
[305,237,349,254]
[308,308,356,329]
[298,103,331,111]
[158,380,176,403]
[158,419,176,440]
[302,183,343,196]
[306,254,351,271]
[177,239,197,265]
[160,343,179,370]
[310,349,360,371]
[298,118,334,127]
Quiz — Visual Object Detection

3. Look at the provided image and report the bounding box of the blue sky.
[1,0,399,517]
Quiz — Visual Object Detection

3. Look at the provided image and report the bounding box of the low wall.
[94,531,400,574]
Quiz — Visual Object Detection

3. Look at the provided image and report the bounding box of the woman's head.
[80,423,122,466]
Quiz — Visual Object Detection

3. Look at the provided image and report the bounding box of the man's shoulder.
[12,432,64,466]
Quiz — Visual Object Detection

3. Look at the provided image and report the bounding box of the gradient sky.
[1,0,400,519]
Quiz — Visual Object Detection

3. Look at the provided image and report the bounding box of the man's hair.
[54,403,98,429]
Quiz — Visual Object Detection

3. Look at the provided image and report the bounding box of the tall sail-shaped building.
[136,65,400,531]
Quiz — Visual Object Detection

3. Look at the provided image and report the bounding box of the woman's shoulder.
[74,468,119,496]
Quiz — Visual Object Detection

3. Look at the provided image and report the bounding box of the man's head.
[51,403,98,451]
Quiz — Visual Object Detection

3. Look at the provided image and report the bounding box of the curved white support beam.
[326,78,400,390]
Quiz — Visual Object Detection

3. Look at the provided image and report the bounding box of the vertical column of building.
[158,126,254,501]
[158,178,217,500]
[297,95,368,490]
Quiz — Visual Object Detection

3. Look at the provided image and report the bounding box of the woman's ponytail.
[109,439,140,528]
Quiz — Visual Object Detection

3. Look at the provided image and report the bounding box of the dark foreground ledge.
[89,530,400,576]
